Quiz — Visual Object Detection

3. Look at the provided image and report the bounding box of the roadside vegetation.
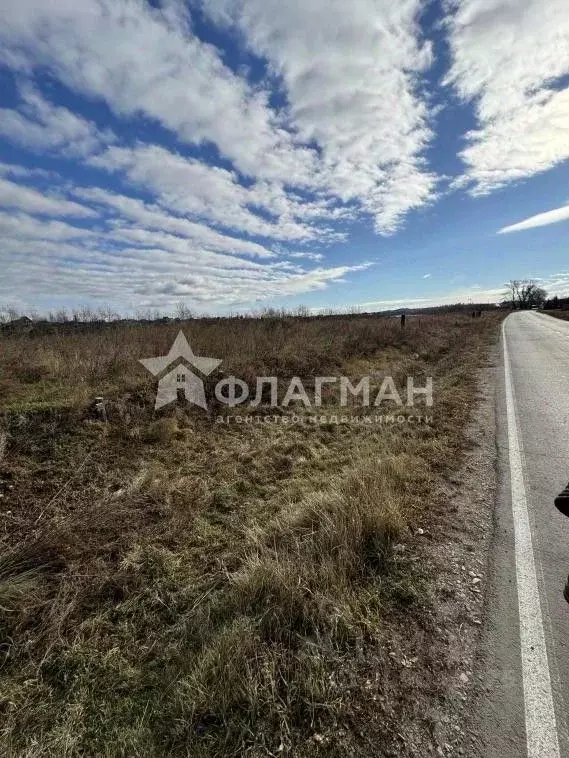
[543,310,569,322]
[0,311,502,757]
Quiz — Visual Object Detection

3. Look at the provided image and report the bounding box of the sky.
[0,0,568,316]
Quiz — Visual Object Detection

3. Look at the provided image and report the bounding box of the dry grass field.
[0,311,502,757]
[544,309,569,322]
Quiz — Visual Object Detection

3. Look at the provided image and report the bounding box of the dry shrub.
[0,538,64,613]
[13,364,50,384]
[142,417,178,443]
[0,311,459,410]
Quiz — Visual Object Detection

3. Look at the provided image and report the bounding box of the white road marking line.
[503,319,561,758]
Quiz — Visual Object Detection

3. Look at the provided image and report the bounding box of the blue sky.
[0,0,568,316]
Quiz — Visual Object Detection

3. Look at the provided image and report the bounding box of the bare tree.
[76,305,98,322]
[295,304,311,317]
[135,308,153,321]
[0,305,20,323]
[96,305,120,322]
[505,280,547,310]
[175,302,193,320]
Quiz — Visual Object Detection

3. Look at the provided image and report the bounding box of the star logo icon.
[139,331,222,410]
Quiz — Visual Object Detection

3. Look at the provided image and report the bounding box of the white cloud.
[136,263,373,304]
[358,284,507,309]
[287,251,325,262]
[0,176,372,313]
[0,177,95,218]
[0,0,437,235]
[110,227,269,265]
[0,0,442,312]
[498,204,569,234]
[445,0,569,194]
[75,186,276,257]
[89,143,336,242]
[203,0,437,233]
[0,211,95,242]
[0,235,372,311]
[0,162,54,179]
[0,86,113,157]
[0,0,314,181]
[422,273,432,279]
[542,272,569,298]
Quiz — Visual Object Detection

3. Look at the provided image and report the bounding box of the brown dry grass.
[0,311,503,757]
[543,309,569,322]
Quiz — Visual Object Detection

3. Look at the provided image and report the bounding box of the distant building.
[2,315,33,333]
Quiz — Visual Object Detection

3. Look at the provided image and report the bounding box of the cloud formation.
[0,0,567,313]
[0,178,95,218]
[445,0,569,194]
[0,0,437,235]
[0,86,113,157]
[0,0,437,311]
[202,0,437,233]
[498,204,569,234]
[0,175,372,310]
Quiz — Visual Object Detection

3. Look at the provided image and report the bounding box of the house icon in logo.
[139,331,222,410]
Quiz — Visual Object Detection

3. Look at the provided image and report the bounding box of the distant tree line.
[500,280,569,310]
[0,302,197,326]
[502,280,548,310]
[1,299,504,328]
[543,295,569,310]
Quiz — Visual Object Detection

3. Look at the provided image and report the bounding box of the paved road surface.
[476,311,569,757]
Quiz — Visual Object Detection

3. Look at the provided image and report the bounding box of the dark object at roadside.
[554,483,569,518]
[554,484,569,604]
[400,313,406,328]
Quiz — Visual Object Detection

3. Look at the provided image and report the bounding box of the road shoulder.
[402,344,502,756]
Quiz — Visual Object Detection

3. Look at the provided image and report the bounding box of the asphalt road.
[476,311,569,758]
